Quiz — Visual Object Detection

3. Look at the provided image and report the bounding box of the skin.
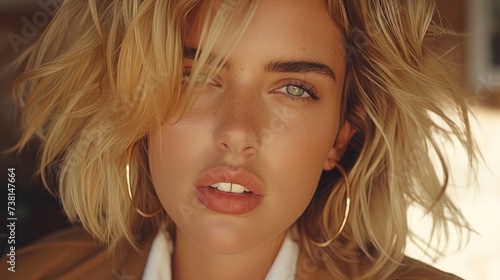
[148,0,355,279]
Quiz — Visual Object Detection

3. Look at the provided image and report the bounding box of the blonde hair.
[12,0,476,279]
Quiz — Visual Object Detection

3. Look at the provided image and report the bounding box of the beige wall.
[437,0,500,105]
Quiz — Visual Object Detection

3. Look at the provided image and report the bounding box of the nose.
[213,85,262,161]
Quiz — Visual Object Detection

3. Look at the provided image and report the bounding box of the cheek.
[265,113,338,209]
[148,127,198,215]
[277,110,337,169]
[148,120,208,177]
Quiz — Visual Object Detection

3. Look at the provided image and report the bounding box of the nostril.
[242,146,257,156]
[217,140,258,158]
[214,111,262,157]
[218,142,230,151]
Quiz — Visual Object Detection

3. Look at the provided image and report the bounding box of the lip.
[195,166,265,196]
[194,166,265,215]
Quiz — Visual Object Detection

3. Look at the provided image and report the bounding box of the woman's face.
[149,0,351,254]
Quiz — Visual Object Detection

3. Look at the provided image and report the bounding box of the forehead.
[186,0,346,77]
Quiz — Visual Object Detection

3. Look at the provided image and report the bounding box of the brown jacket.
[0,227,463,280]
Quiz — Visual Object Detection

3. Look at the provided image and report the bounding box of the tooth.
[217,182,231,192]
[209,182,252,194]
[230,183,244,194]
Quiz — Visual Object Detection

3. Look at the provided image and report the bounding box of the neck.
[172,228,287,280]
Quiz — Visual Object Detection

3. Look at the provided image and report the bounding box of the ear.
[323,121,357,171]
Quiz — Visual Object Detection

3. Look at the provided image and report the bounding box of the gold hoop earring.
[310,160,351,247]
[126,148,162,218]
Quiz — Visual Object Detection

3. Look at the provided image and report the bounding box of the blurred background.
[0,0,499,279]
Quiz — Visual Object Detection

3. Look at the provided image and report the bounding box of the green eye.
[272,81,319,102]
[182,70,222,88]
[285,85,305,97]
[196,74,209,83]
[183,73,209,84]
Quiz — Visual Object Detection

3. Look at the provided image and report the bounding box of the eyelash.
[272,80,320,103]
[182,69,220,86]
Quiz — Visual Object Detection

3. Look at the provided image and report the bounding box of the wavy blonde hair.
[12,0,476,279]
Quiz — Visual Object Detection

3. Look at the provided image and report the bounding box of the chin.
[177,212,270,255]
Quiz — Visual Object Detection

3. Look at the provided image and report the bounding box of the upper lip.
[195,166,265,196]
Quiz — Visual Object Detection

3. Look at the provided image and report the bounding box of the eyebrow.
[183,47,229,68]
[183,47,201,60]
[183,47,336,81]
[265,60,336,82]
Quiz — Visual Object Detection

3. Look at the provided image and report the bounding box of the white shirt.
[142,229,300,280]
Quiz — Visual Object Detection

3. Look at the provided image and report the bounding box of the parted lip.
[194,166,265,196]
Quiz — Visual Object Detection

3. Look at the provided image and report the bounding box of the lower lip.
[195,187,263,215]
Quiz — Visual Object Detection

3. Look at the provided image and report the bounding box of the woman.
[2,0,475,279]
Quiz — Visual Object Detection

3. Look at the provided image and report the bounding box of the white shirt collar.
[142,229,300,280]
